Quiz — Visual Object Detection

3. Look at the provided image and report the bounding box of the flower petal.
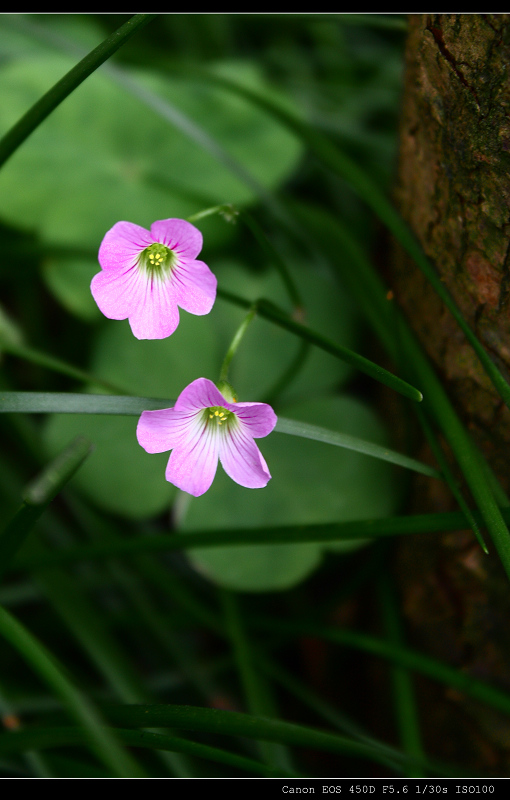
[91,265,143,321]
[98,221,153,272]
[127,275,180,339]
[150,218,203,260]
[233,402,277,438]
[174,378,226,413]
[219,423,271,489]
[171,259,217,316]
[137,407,197,453]
[165,415,219,496]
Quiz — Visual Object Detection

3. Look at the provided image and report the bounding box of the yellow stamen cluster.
[139,242,176,277]
[207,406,233,426]
[149,251,164,267]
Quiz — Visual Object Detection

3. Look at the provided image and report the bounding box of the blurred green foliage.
[0,15,426,778]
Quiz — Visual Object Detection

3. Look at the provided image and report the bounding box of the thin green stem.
[242,211,302,309]
[187,203,239,225]
[379,575,425,779]
[217,289,423,402]
[99,704,463,777]
[0,725,294,778]
[219,303,259,386]
[204,71,510,411]
[221,590,293,772]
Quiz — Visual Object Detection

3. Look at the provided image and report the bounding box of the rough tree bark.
[392,15,510,771]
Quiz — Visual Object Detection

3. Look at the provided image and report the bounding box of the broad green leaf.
[43,414,174,519]
[42,311,219,518]
[90,311,219,398]
[0,53,303,255]
[180,394,399,591]
[42,258,101,322]
[214,259,360,401]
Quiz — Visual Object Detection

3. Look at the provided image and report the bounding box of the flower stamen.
[206,406,234,427]
[138,242,177,279]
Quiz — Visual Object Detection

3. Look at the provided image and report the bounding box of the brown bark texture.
[392,15,510,771]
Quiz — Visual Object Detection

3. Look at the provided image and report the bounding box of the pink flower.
[91,218,217,339]
[136,378,277,497]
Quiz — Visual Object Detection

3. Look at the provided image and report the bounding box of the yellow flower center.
[139,242,176,278]
[206,406,235,427]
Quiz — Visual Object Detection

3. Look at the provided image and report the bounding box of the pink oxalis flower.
[137,378,277,497]
[91,218,217,339]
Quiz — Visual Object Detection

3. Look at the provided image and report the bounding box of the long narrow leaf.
[0,436,92,582]
[203,72,510,410]
[219,290,423,402]
[256,617,510,722]
[0,391,436,477]
[0,726,297,778]
[0,15,155,169]
[0,606,146,777]
[275,417,440,479]
[16,509,510,572]
[298,207,510,581]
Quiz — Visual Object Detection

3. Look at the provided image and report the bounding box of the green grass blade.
[204,73,510,409]
[0,392,170,415]
[0,726,298,778]
[0,15,155,169]
[16,509,508,571]
[275,416,441,479]
[219,290,423,402]
[300,208,510,581]
[380,576,425,779]
[0,436,92,582]
[256,617,510,722]
[415,406,488,553]
[221,590,293,772]
[0,391,436,477]
[0,341,127,394]
[0,606,146,777]
[100,703,462,777]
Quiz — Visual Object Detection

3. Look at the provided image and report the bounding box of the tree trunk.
[392,14,510,771]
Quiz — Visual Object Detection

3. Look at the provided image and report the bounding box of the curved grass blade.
[218,290,423,402]
[1,391,436,476]
[0,390,433,476]
[0,15,155,169]
[380,575,425,779]
[257,616,510,723]
[0,340,128,394]
[275,416,441,479]
[204,72,510,411]
[0,606,146,777]
[0,726,299,779]
[299,207,510,581]
[99,704,463,777]
[17,509,507,572]
[0,392,171,415]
